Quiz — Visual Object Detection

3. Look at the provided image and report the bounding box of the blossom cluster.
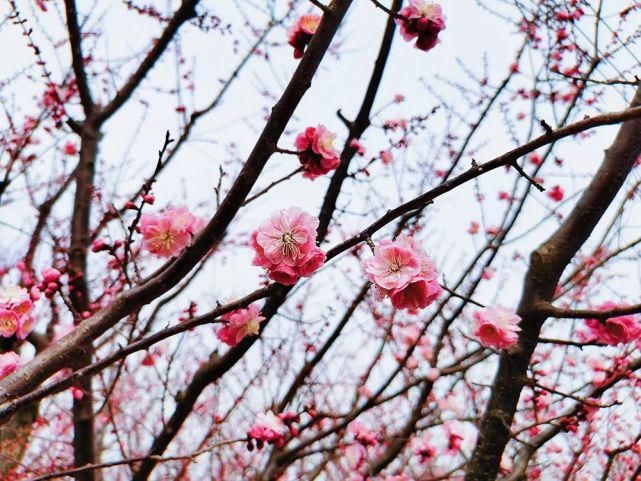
[217,304,265,347]
[247,410,298,450]
[294,125,341,179]
[362,235,442,311]
[473,305,522,350]
[140,206,204,257]
[251,207,326,285]
[287,14,321,58]
[0,285,36,339]
[397,0,446,52]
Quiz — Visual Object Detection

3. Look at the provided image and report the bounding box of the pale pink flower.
[294,125,340,179]
[363,242,420,291]
[585,302,641,345]
[0,352,20,379]
[363,235,442,310]
[287,14,321,58]
[397,1,446,52]
[248,411,288,448]
[140,206,204,257]
[473,305,521,349]
[251,207,326,285]
[217,304,266,347]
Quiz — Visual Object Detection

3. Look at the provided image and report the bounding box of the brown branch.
[28,438,244,481]
[534,301,641,320]
[95,0,200,123]
[63,0,94,112]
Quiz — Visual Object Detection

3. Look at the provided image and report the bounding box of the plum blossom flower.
[585,302,641,345]
[287,14,321,59]
[294,125,340,179]
[0,352,20,379]
[349,421,379,446]
[251,207,326,285]
[247,410,288,449]
[140,206,204,257]
[397,1,446,52]
[548,185,564,202]
[0,286,35,339]
[380,150,393,165]
[217,304,266,347]
[363,235,442,310]
[473,305,521,349]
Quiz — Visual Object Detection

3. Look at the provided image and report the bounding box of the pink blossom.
[217,304,266,347]
[294,125,340,179]
[585,302,641,345]
[247,410,288,448]
[0,352,20,379]
[349,138,366,156]
[0,286,35,339]
[140,206,204,257]
[251,207,326,285]
[380,150,393,165]
[287,14,321,59]
[63,141,77,155]
[396,1,446,52]
[473,305,521,349]
[363,235,442,310]
[414,436,436,463]
[349,421,378,446]
[344,443,367,470]
[548,185,564,202]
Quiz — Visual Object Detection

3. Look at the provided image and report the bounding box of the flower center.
[280,231,300,258]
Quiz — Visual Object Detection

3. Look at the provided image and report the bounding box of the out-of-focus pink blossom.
[0,352,20,379]
[247,410,288,449]
[547,185,564,202]
[473,305,521,349]
[585,302,641,345]
[397,1,446,52]
[380,150,393,165]
[217,304,266,347]
[140,206,204,257]
[294,125,340,179]
[252,208,325,285]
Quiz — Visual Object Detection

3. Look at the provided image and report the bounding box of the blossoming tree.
[2,0,641,480]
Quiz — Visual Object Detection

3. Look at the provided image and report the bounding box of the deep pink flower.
[294,125,340,179]
[0,352,20,379]
[585,302,641,345]
[287,14,321,59]
[140,206,204,257]
[396,1,445,52]
[548,185,564,202]
[217,304,266,347]
[63,141,77,156]
[473,305,521,349]
[251,207,325,285]
[248,411,288,448]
